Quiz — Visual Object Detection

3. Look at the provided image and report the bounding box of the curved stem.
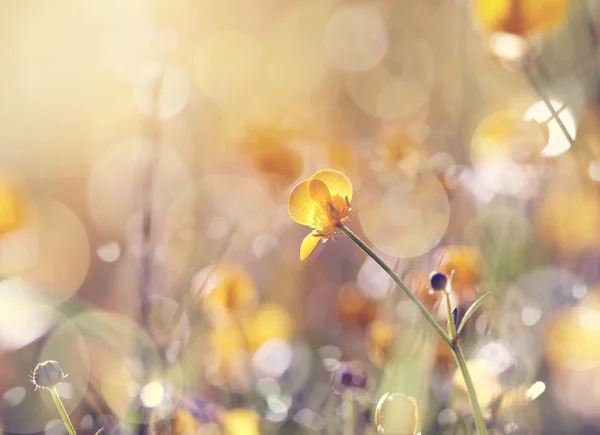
[337,223,451,347]
[50,388,77,435]
[338,223,488,434]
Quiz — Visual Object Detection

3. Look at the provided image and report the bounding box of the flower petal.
[311,169,353,202]
[288,180,316,226]
[300,233,322,261]
[308,178,331,208]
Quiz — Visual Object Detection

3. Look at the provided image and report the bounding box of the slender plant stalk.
[453,346,488,435]
[523,64,575,147]
[337,223,451,347]
[50,388,77,435]
[444,290,458,341]
[342,390,355,435]
[337,223,488,434]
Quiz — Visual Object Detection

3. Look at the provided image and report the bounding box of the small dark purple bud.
[429,272,448,291]
[32,360,67,390]
[340,371,353,387]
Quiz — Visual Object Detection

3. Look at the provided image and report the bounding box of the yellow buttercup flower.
[474,0,568,37]
[288,169,353,260]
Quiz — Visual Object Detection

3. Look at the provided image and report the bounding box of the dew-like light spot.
[522,305,542,326]
[437,408,457,426]
[323,3,388,73]
[97,242,121,263]
[0,278,55,349]
[80,415,94,430]
[525,381,546,401]
[133,64,190,119]
[253,339,293,378]
[1,387,26,407]
[589,161,600,181]
[572,284,588,300]
[140,381,164,408]
[476,342,515,375]
[524,99,576,157]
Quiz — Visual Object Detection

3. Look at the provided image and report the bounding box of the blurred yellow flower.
[242,303,293,351]
[474,0,568,37]
[367,320,394,367]
[0,177,28,237]
[288,169,353,260]
[434,245,481,288]
[336,282,378,329]
[240,124,303,191]
[196,264,258,320]
[220,409,261,435]
[205,323,248,390]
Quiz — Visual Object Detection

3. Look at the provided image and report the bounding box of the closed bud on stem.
[31,360,67,390]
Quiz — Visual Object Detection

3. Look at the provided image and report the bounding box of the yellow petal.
[311,169,353,202]
[308,178,331,209]
[288,180,316,226]
[300,233,322,261]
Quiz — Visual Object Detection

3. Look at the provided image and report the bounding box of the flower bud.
[32,360,67,390]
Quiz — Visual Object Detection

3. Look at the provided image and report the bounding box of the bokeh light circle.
[356,173,450,258]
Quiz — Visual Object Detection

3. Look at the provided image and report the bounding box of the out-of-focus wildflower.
[205,323,249,391]
[336,282,378,328]
[470,110,548,167]
[434,245,481,288]
[474,0,568,37]
[220,408,261,435]
[196,264,258,321]
[31,360,67,390]
[288,169,353,260]
[545,301,600,369]
[241,303,293,351]
[153,396,222,435]
[536,187,600,254]
[331,361,371,396]
[367,320,394,367]
[0,177,29,237]
[370,130,428,182]
[239,124,303,191]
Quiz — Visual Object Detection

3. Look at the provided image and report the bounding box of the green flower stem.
[337,223,452,347]
[524,64,575,147]
[444,290,457,341]
[338,223,488,434]
[50,388,77,435]
[453,346,488,435]
[342,390,355,435]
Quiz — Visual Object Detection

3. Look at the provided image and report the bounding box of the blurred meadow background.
[1,0,600,434]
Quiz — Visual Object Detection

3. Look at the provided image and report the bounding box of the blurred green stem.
[50,388,77,435]
[338,223,488,434]
[342,390,355,435]
[444,290,457,341]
